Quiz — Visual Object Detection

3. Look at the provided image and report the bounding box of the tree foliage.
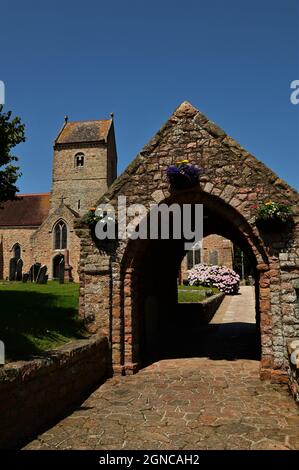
[0,105,25,204]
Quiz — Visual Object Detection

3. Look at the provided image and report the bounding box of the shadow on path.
[159,321,261,361]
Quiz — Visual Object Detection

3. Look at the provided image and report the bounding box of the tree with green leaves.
[0,105,25,204]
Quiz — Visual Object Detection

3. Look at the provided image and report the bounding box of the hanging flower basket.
[166,160,203,190]
[253,201,293,231]
[83,207,115,229]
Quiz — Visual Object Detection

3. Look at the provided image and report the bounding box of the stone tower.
[51,117,117,214]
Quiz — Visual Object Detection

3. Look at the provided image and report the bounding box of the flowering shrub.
[83,207,99,225]
[166,160,202,189]
[188,264,240,295]
[253,200,293,224]
[83,207,115,227]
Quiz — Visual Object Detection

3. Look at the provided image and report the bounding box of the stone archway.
[118,191,266,371]
[75,101,299,382]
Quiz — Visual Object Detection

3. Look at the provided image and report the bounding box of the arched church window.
[75,152,85,168]
[13,243,21,260]
[54,220,67,250]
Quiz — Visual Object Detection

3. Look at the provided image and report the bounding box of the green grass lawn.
[0,281,86,362]
[177,284,219,303]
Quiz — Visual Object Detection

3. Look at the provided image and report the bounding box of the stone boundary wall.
[288,339,299,403]
[0,336,110,449]
[178,292,225,325]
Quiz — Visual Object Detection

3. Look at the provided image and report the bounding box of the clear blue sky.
[1,0,299,192]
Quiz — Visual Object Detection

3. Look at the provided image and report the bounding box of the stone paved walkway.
[24,288,299,450]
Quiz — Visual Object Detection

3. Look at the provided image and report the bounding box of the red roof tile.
[0,194,50,227]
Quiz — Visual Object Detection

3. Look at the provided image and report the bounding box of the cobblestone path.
[24,288,299,450]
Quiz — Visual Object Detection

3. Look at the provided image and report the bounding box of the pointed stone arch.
[11,243,21,260]
[75,101,299,381]
[53,219,68,250]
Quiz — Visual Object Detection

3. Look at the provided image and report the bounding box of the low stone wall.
[288,339,299,403]
[178,292,225,325]
[0,336,110,449]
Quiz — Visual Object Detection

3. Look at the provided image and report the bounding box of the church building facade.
[0,117,117,282]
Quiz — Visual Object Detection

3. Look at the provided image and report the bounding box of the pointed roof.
[0,194,50,227]
[84,100,297,213]
[55,119,112,145]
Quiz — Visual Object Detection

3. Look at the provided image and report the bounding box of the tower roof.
[55,119,112,145]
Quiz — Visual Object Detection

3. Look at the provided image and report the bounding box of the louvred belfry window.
[75,153,85,167]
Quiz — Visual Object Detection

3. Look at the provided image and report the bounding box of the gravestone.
[36,265,47,284]
[33,263,42,281]
[29,264,34,282]
[63,250,73,283]
[59,258,65,284]
[9,258,17,281]
[22,273,29,283]
[29,263,41,282]
[209,250,219,265]
[16,258,23,281]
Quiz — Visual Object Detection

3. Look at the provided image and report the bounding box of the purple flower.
[166,162,203,189]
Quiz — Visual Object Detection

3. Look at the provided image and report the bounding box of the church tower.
[51,116,117,214]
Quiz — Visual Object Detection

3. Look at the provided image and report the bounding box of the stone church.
[0,117,117,282]
[0,115,233,283]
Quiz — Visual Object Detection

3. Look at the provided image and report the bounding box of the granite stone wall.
[0,336,109,449]
[202,234,234,268]
[179,292,225,325]
[288,339,299,403]
[0,227,36,280]
[51,144,109,213]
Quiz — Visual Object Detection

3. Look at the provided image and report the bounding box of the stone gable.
[76,101,299,381]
